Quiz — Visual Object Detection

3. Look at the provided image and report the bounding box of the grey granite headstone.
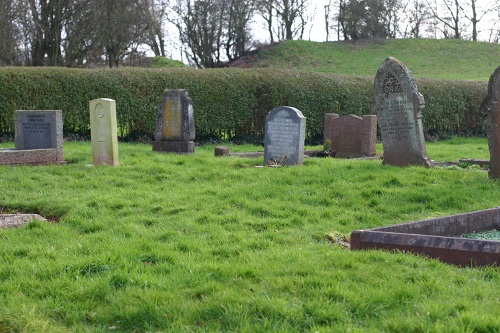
[373,57,430,167]
[15,110,63,150]
[482,66,500,179]
[153,89,195,154]
[264,106,306,166]
[330,114,377,158]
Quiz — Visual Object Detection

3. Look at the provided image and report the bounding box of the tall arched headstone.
[264,106,306,166]
[372,57,430,167]
[482,66,500,179]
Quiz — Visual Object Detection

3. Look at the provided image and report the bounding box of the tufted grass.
[1,138,500,332]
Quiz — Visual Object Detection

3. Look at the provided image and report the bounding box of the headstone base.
[153,141,195,154]
[0,148,65,165]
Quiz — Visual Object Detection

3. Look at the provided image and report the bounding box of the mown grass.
[1,139,500,332]
[237,39,500,81]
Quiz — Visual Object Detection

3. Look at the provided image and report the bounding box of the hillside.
[228,38,500,81]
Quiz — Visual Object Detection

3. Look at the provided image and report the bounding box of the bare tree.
[427,0,463,39]
[460,0,499,41]
[0,0,19,65]
[144,0,169,57]
[173,0,226,68]
[403,0,431,38]
[224,0,258,61]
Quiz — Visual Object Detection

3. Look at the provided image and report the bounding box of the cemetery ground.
[1,138,500,332]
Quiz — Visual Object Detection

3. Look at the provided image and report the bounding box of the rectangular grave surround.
[350,207,500,266]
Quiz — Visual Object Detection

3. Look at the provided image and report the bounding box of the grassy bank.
[231,39,500,81]
[1,138,500,332]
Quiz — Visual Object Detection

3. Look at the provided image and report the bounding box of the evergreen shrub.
[0,67,488,144]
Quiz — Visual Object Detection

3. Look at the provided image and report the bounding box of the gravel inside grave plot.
[0,214,46,228]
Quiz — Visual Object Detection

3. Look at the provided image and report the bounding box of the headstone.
[372,57,430,167]
[264,106,306,166]
[329,114,377,158]
[482,66,500,179]
[15,110,63,151]
[323,113,338,144]
[153,89,195,154]
[89,98,119,166]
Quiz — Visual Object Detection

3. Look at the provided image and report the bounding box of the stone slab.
[0,148,65,165]
[482,66,500,178]
[264,106,306,166]
[351,207,500,266]
[152,140,195,154]
[90,98,119,166]
[373,57,430,167]
[0,214,47,228]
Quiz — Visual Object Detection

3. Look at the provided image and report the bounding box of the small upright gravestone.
[264,106,306,166]
[482,66,500,179]
[373,57,430,167]
[89,98,119,166]
[153,89,195,154]
[0,110,65,165]
[325,113,377,158]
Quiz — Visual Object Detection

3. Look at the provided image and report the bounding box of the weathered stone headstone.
[1,110,65,165]
[373,57,430,167]
[328,114,377,158]
[323,113,338,144]
[90,98,119,166]
[153,89,195,154]
[482,66,500,179]
[264,106,306,166]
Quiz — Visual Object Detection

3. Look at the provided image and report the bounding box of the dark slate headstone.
[482,66,500,179]
[264,106,306,166]
[330,114,377,158]
[372,57,430,167]
[15,110,63,150]
[153,89,195,153]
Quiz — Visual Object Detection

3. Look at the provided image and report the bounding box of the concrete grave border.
[351,207,500,266]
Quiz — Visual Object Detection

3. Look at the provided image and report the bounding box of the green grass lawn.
[234,39,500,81]
[1,138,500,332]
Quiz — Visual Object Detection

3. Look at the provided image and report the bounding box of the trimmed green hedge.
[0,67,488,144]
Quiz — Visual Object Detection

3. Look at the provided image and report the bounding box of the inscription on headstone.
[264,106,306,166]
[330,114,377,158]
[90,98,119,166]
[372,57,430,167]
[15,110,62,150]
[153,89,195,154]
[482,66,500,179]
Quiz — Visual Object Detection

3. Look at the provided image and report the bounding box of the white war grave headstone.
[372,57,430,167]
[153,89,195,154]
[482,66,500,179]
[264,106,306,166]
[89,98,119,166]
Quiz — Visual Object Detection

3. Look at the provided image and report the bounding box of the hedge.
[0,67,488,144]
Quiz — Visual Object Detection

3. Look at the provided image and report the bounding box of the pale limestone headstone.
[482,66,500,179]
[264,106,306,166]
[90,98,119,166]
[329,114,377,158]
[153,89,195,154]
[373,57,430,167]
